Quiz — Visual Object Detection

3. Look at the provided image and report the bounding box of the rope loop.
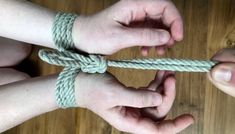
[39,49,107,73]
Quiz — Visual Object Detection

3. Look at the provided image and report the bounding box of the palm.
[107,71,193,134]
[122,71,175,122]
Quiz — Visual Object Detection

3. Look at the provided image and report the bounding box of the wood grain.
[3,0,235,134]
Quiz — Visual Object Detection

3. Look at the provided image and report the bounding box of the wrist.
[74,72,89,108]
[72,15,88,53]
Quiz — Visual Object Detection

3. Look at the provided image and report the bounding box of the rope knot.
[38,49,107,74]
[80,55,107,73]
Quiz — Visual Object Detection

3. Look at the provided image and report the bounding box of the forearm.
[0,74,58,132]
[0,0,56,48]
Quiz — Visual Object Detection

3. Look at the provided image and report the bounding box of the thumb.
[120,28,170,48]
[209,63,235,97]
[117,88,162,108]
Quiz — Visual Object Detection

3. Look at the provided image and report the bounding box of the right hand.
[73,0,183,56]
[208,48,235,97]
[74,71,194,134]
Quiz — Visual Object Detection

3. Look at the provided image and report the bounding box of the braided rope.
[39,12,218,108]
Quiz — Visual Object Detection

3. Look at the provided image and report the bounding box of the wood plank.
[204,0,235,134]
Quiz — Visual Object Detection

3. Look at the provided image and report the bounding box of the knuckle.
[141,29,154,44]
[150,93,160,105]
[139,93,148,107]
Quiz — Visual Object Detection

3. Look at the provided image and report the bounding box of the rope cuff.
[52,12,79,108]
[53,12,78,51]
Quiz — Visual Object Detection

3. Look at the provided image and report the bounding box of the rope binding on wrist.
[38,12,218,109]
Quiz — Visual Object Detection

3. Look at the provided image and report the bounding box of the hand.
[75,71,194,134]
[73,0,183,56]
[208,48,235,97]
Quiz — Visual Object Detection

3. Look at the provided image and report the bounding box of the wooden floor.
[3,0,235,134]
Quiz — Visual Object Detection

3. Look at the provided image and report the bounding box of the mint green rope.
[52,12,78,51]
[39,49,217,73]
[51,12,79,108]
[39,12,218,108]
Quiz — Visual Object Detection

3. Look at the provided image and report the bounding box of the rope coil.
[52,12,78,51]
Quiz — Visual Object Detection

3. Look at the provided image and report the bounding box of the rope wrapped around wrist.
[38,12,218,109]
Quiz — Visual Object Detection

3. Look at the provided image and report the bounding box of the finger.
[164,71,176,76]
[212,48,235,62]
[156,71,175,93]
[148,71,175,91]
[157,114,194,133]
[148,71,166,91]
[170,18,184,41]
[155,46,166,55]
[115,0,183,42]
[110,106,160,134]
[121,113,193,134]
[110,108,193,134]
[142,76,176,120]
[208,63,235,97]
[131,118,160,134]
[122,28,170,48]
[156,76,176,116]
[142,0,183,41]
[117,88,163,108]
[166,37,175,47]
[141,46,150,56]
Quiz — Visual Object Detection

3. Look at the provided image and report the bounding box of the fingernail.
[213,68,232,82]
[160,32,169,43]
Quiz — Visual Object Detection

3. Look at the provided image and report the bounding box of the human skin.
[0,0,183,56]
[0,71,194,134]
[73,0,183,55]
[0,37,31,67]
[208,48,235,97]
[0,0,193,133]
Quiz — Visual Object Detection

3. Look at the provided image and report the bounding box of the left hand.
[76,71,194,134]
[73,0,183,55]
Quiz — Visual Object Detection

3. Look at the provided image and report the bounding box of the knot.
[38,49,107,73]
[81,55,107,73]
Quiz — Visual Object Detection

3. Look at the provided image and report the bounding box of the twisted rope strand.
[52,12,77,51]
[39,49,217,73]
[118,58,216,67]
[56,67,80,108]
[107,61,213,72]
[50,12,79,108]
